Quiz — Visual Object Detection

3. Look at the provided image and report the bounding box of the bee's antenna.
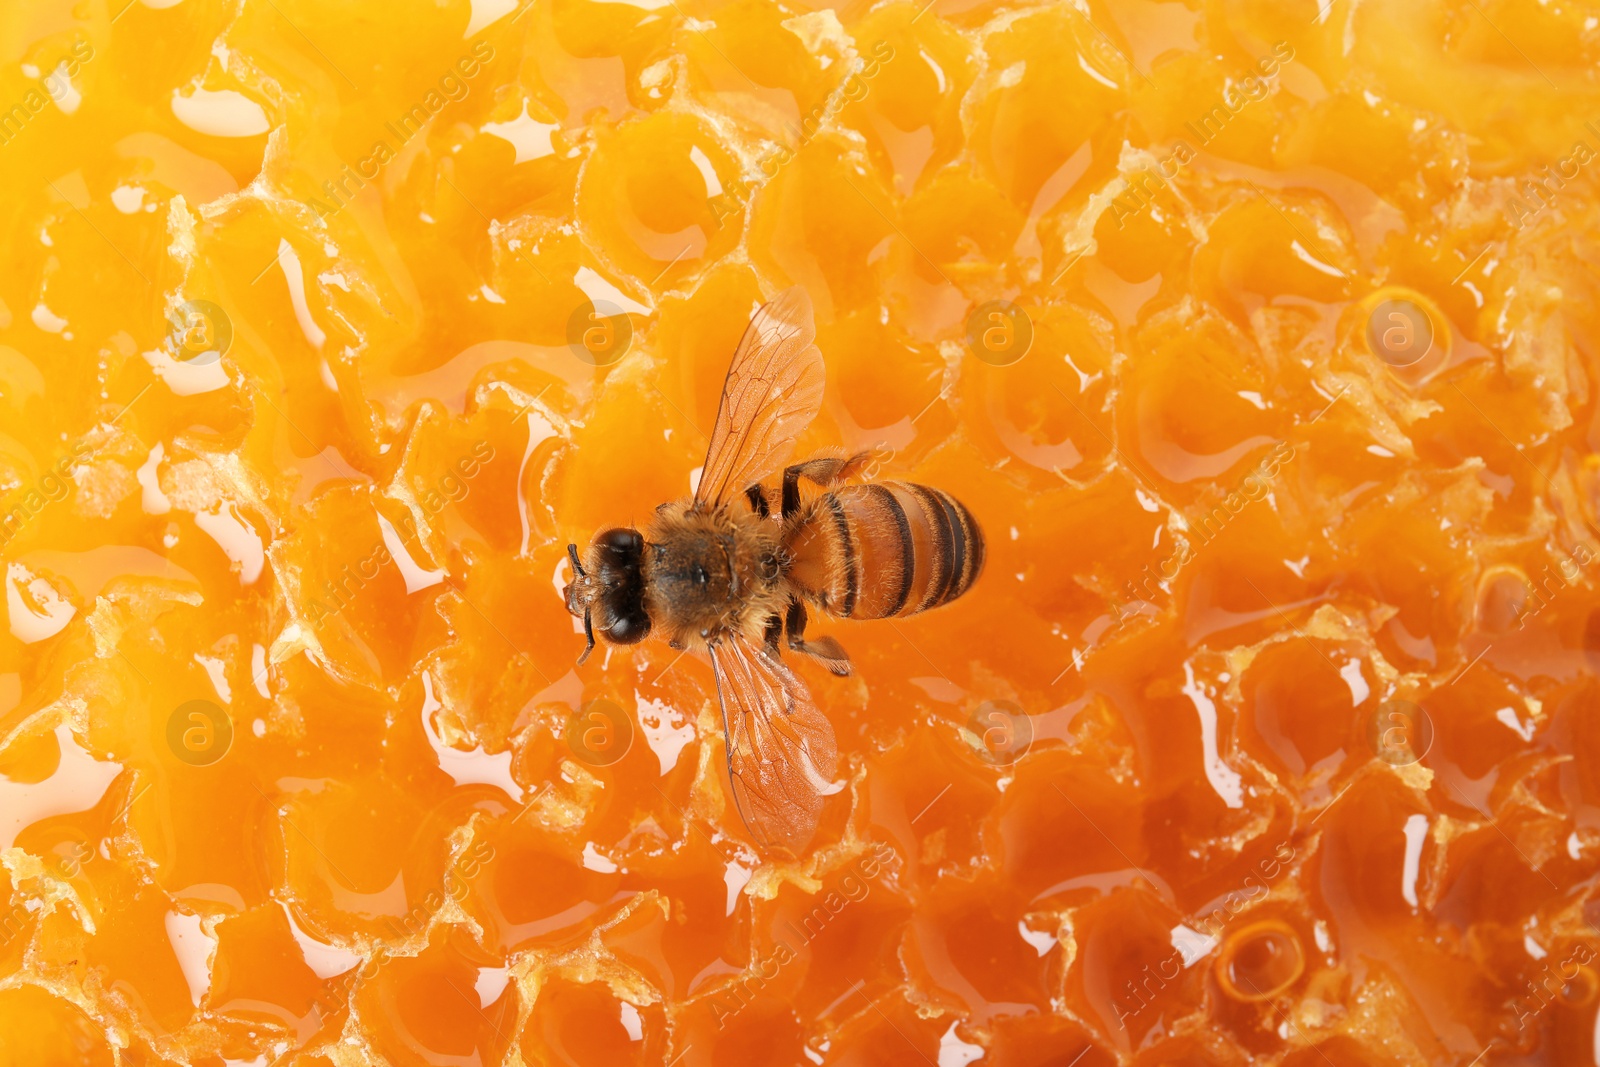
[577,609,595,665]
[567,543,586,577]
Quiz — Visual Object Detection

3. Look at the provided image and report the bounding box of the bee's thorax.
[642,501,788,649]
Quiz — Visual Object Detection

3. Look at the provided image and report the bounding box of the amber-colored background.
[3,0,1600,1064]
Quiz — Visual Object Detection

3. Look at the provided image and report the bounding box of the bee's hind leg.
[781,451,875,519]
[785,599,851,676]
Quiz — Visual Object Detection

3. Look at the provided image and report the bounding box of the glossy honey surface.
[3,0,1600,1064]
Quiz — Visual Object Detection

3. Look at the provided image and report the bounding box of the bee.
[563,287,984,852]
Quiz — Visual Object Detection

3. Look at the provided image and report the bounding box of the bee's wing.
[709,635,839,853]
[694,286,826,508]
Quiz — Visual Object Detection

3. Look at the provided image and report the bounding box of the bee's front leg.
[745,484,771,517]
[763,613,783,650]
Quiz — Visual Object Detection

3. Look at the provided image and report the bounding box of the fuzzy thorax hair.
[642,501,788,650]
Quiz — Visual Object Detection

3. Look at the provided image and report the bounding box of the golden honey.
[2,0,1600,1064]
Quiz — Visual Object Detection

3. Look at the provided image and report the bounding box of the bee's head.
[564,528,651,663]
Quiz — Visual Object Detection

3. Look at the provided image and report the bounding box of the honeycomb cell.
[753,851,914,1023]
[462,815,625,956]
[841,4,975,196]
[205,903,328,1034]
[1067,885,1203,1050]
[275,486,441,690]
[576,112,740,285]
[967,300,1116,483]
[744,134,896,318]
[969,6,1127,208]
[0,984,115,1067]
[519,975,664,1066]
[277,772,462,944]
[681,0,843,140]
[1236,638,1370,783]
[1214,918,1305,1002]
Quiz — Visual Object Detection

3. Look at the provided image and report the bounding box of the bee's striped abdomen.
[784,481,984,619]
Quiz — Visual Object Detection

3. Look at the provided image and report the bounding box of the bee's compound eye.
[596,528,643,559]
[603,609,651,645]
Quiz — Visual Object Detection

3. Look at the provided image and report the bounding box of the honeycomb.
[3,0,1600,1064]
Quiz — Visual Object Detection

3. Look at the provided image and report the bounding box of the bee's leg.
[785,599,851,676]
[763,613,783,651]
[745,484,770,517]
[780,451,875,519]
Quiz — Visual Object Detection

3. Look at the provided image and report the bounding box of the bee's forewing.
[694,286,826,508]
[709,634,840,853]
